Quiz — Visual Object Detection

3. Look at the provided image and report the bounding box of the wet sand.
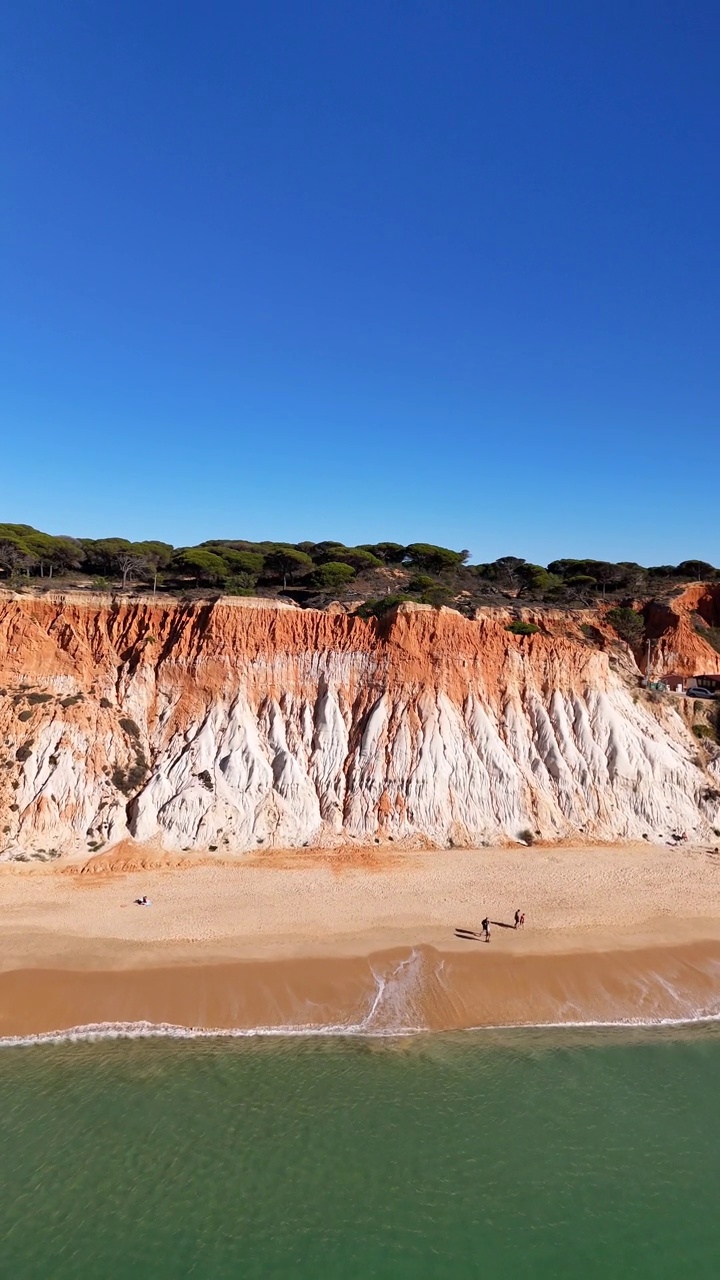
[2,943,720,1040]
[2,843,720,1037]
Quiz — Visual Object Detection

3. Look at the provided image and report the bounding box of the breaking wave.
[2,946,720,1048]
[0,949,433,1048]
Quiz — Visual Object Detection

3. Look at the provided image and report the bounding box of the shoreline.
[2,940,720,1041]
[2,843,720,1038]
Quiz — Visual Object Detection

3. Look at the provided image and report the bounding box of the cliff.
[1,593,718,861]
[643,583,720,678]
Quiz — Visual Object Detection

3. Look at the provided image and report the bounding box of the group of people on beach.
[479,909,524,942]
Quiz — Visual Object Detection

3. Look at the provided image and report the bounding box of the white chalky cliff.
[0,594,718,860]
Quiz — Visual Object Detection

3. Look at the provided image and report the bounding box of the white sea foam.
[2,944,720,1048]
[3,1010,720,1050]
[364,947,432,1033]
[0,951,429,1049]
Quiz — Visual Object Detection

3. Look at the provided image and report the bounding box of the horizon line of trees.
[0,524,717,602]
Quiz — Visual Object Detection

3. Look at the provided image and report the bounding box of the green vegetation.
[323,547,382,571]
[355,594,413,618]
[264,548,313,589]
[308,562,357,590]
[692,617,720,654]
[506,621,541,635]
[224,577,257,596]
[404,543,469,572]
[419,584,455,608]
[358,542,406,563]
[580,622,602,641]
[1,524,718,621]
[606,606,645,646]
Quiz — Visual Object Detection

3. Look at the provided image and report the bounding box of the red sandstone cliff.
[0,593,718,860]
[641,584,720,679]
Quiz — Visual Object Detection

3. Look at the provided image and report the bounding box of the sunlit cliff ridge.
[1,592,719,861]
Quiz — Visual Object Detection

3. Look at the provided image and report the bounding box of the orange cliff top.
[0,594,615,705]
[1,584,719,699]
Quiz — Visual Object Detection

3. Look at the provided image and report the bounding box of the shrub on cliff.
[506,621,540,635]
[408,574,437,593]
[407,574,456,606]
[606,606,644,646]
[225,573,259,594]
[309,562,357,589]
[420,584,455,608]
[691,617,720,654]
[355,594,413,618]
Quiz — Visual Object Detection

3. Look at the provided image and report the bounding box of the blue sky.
[1,1,718,563]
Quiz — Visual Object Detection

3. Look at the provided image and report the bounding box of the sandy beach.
[2,842,720,1037]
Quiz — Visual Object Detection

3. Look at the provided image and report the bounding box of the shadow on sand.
[455,921,517,942]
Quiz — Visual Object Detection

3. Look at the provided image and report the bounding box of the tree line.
[0,527,470,592]
[0,524,716,605]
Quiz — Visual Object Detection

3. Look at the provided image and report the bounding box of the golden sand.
[1,843,720,1036]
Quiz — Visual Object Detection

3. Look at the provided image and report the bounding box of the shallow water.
[2,1027,720,1278]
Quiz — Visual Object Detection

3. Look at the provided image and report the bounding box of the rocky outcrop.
[0,593,718,860]
[642,584,720,679]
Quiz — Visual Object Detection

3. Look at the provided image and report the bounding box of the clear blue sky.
[2,1,718,564]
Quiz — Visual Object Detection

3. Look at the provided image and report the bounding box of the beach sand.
[2,842,720,1037]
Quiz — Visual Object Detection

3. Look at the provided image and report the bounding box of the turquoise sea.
[1,1027,719,1279]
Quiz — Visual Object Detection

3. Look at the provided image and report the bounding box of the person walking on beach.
[519,912,525,929]
[514,909,521,929]
[481,917,491,943]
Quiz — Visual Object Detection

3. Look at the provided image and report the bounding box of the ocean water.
[1,1027,719,1279]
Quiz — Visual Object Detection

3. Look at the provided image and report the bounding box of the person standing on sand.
[519,912,525,929]
[514,909,521,929]
[481,917,491,943]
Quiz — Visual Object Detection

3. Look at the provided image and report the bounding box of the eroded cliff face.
[644,584,720,678]
[0,594,718,861]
